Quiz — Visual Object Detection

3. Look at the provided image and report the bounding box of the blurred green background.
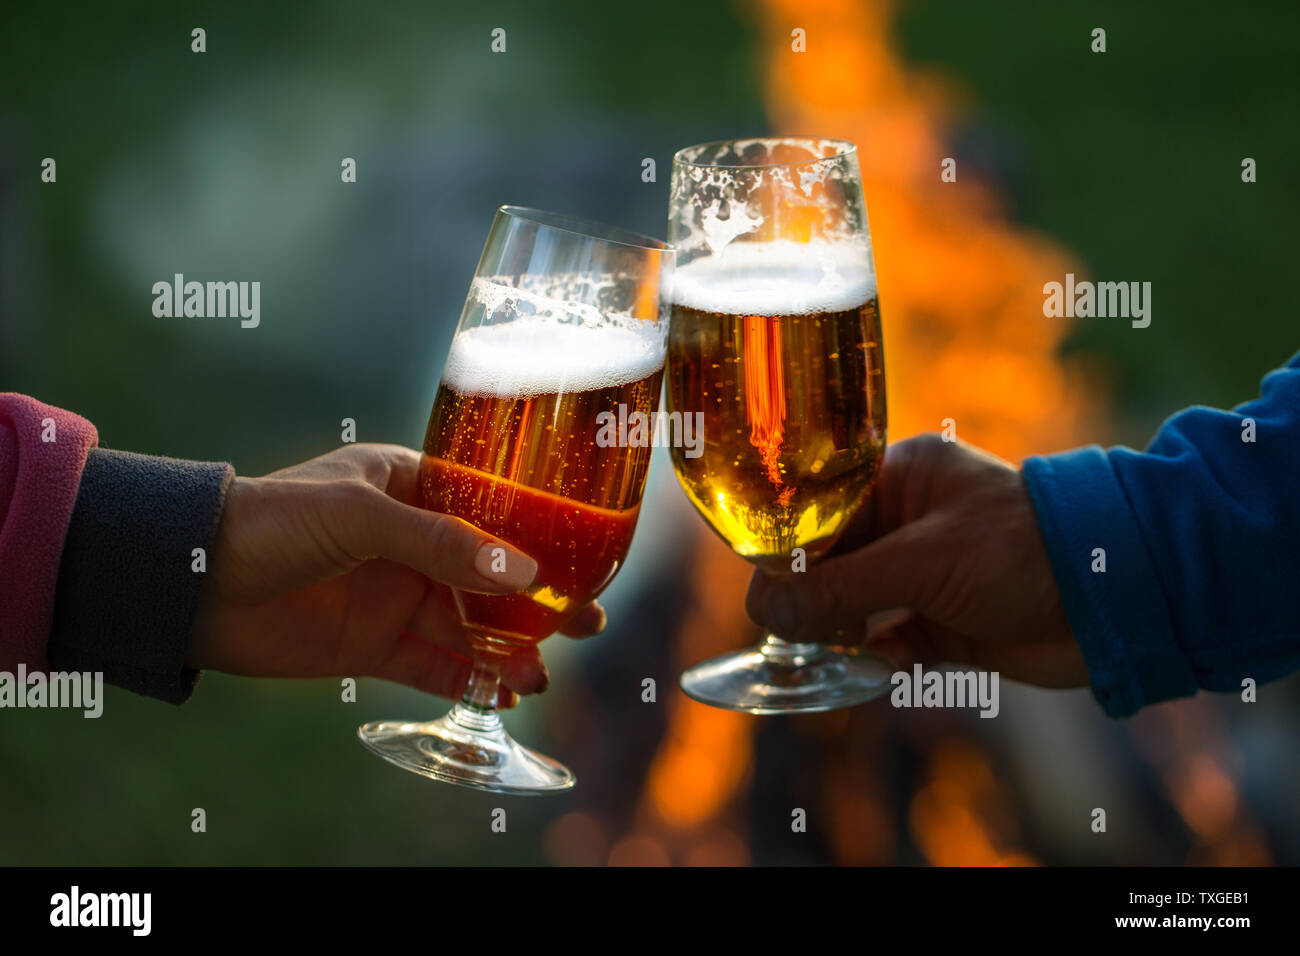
[891,0,1298,443]
[1,0,1296,864]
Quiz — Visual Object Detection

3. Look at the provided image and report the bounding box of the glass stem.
[758,632,825,667]
[448,651,503,733]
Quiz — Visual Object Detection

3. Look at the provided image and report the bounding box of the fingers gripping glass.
[358,206,672,793]
[666,138,892,713]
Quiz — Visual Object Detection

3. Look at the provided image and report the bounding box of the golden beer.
[666,249,886,572]
[665,139,892,714]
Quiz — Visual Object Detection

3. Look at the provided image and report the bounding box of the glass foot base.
[680,641,893,714]
[357,710,575,795]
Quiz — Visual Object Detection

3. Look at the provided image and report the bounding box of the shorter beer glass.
[667,138,891,713]
[359,206,672,793]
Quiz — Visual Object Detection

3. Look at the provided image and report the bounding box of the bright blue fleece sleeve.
[1021,351,1300,717]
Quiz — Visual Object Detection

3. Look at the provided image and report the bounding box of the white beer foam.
[443,317,664,399]
[671,241,877,316]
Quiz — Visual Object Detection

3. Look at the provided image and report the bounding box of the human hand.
[746,434,1086,687]
[188,443,605,704]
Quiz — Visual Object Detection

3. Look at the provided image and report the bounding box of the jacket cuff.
[47,448,234,704]
[1022,446,1197,717]
[0,393,99,670]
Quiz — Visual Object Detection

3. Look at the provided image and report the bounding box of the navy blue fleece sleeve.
[1023,352,1300,717]
[47,448,234,704]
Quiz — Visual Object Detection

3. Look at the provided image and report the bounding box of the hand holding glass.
[666,138,891,713]
[358,206,673,792]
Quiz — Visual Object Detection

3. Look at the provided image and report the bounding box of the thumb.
[324,482,538,593]
[746,513,948,643]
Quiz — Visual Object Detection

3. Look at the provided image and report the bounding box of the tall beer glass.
[667,138,890,713]
[359,206,672,792]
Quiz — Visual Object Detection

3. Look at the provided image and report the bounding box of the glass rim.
[672,137,858,171]
[497,205,671,254]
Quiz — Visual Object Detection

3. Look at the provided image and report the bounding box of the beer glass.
[666,138,891,713]
[359,206,672,792]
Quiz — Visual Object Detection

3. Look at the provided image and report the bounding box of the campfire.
[545,0,1264,867]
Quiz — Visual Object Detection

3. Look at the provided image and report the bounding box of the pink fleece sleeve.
[0,394,98,670]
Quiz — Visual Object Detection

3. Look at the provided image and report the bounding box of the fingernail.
[537,661,551,694]
[499,688,520,709]
[475,542,537,590]
[763,586,799,639]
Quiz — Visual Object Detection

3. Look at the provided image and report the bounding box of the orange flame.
[642,537,755,832]
[909,738,1038,866]
[743,315,791,495]
[754,0,1101,460]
